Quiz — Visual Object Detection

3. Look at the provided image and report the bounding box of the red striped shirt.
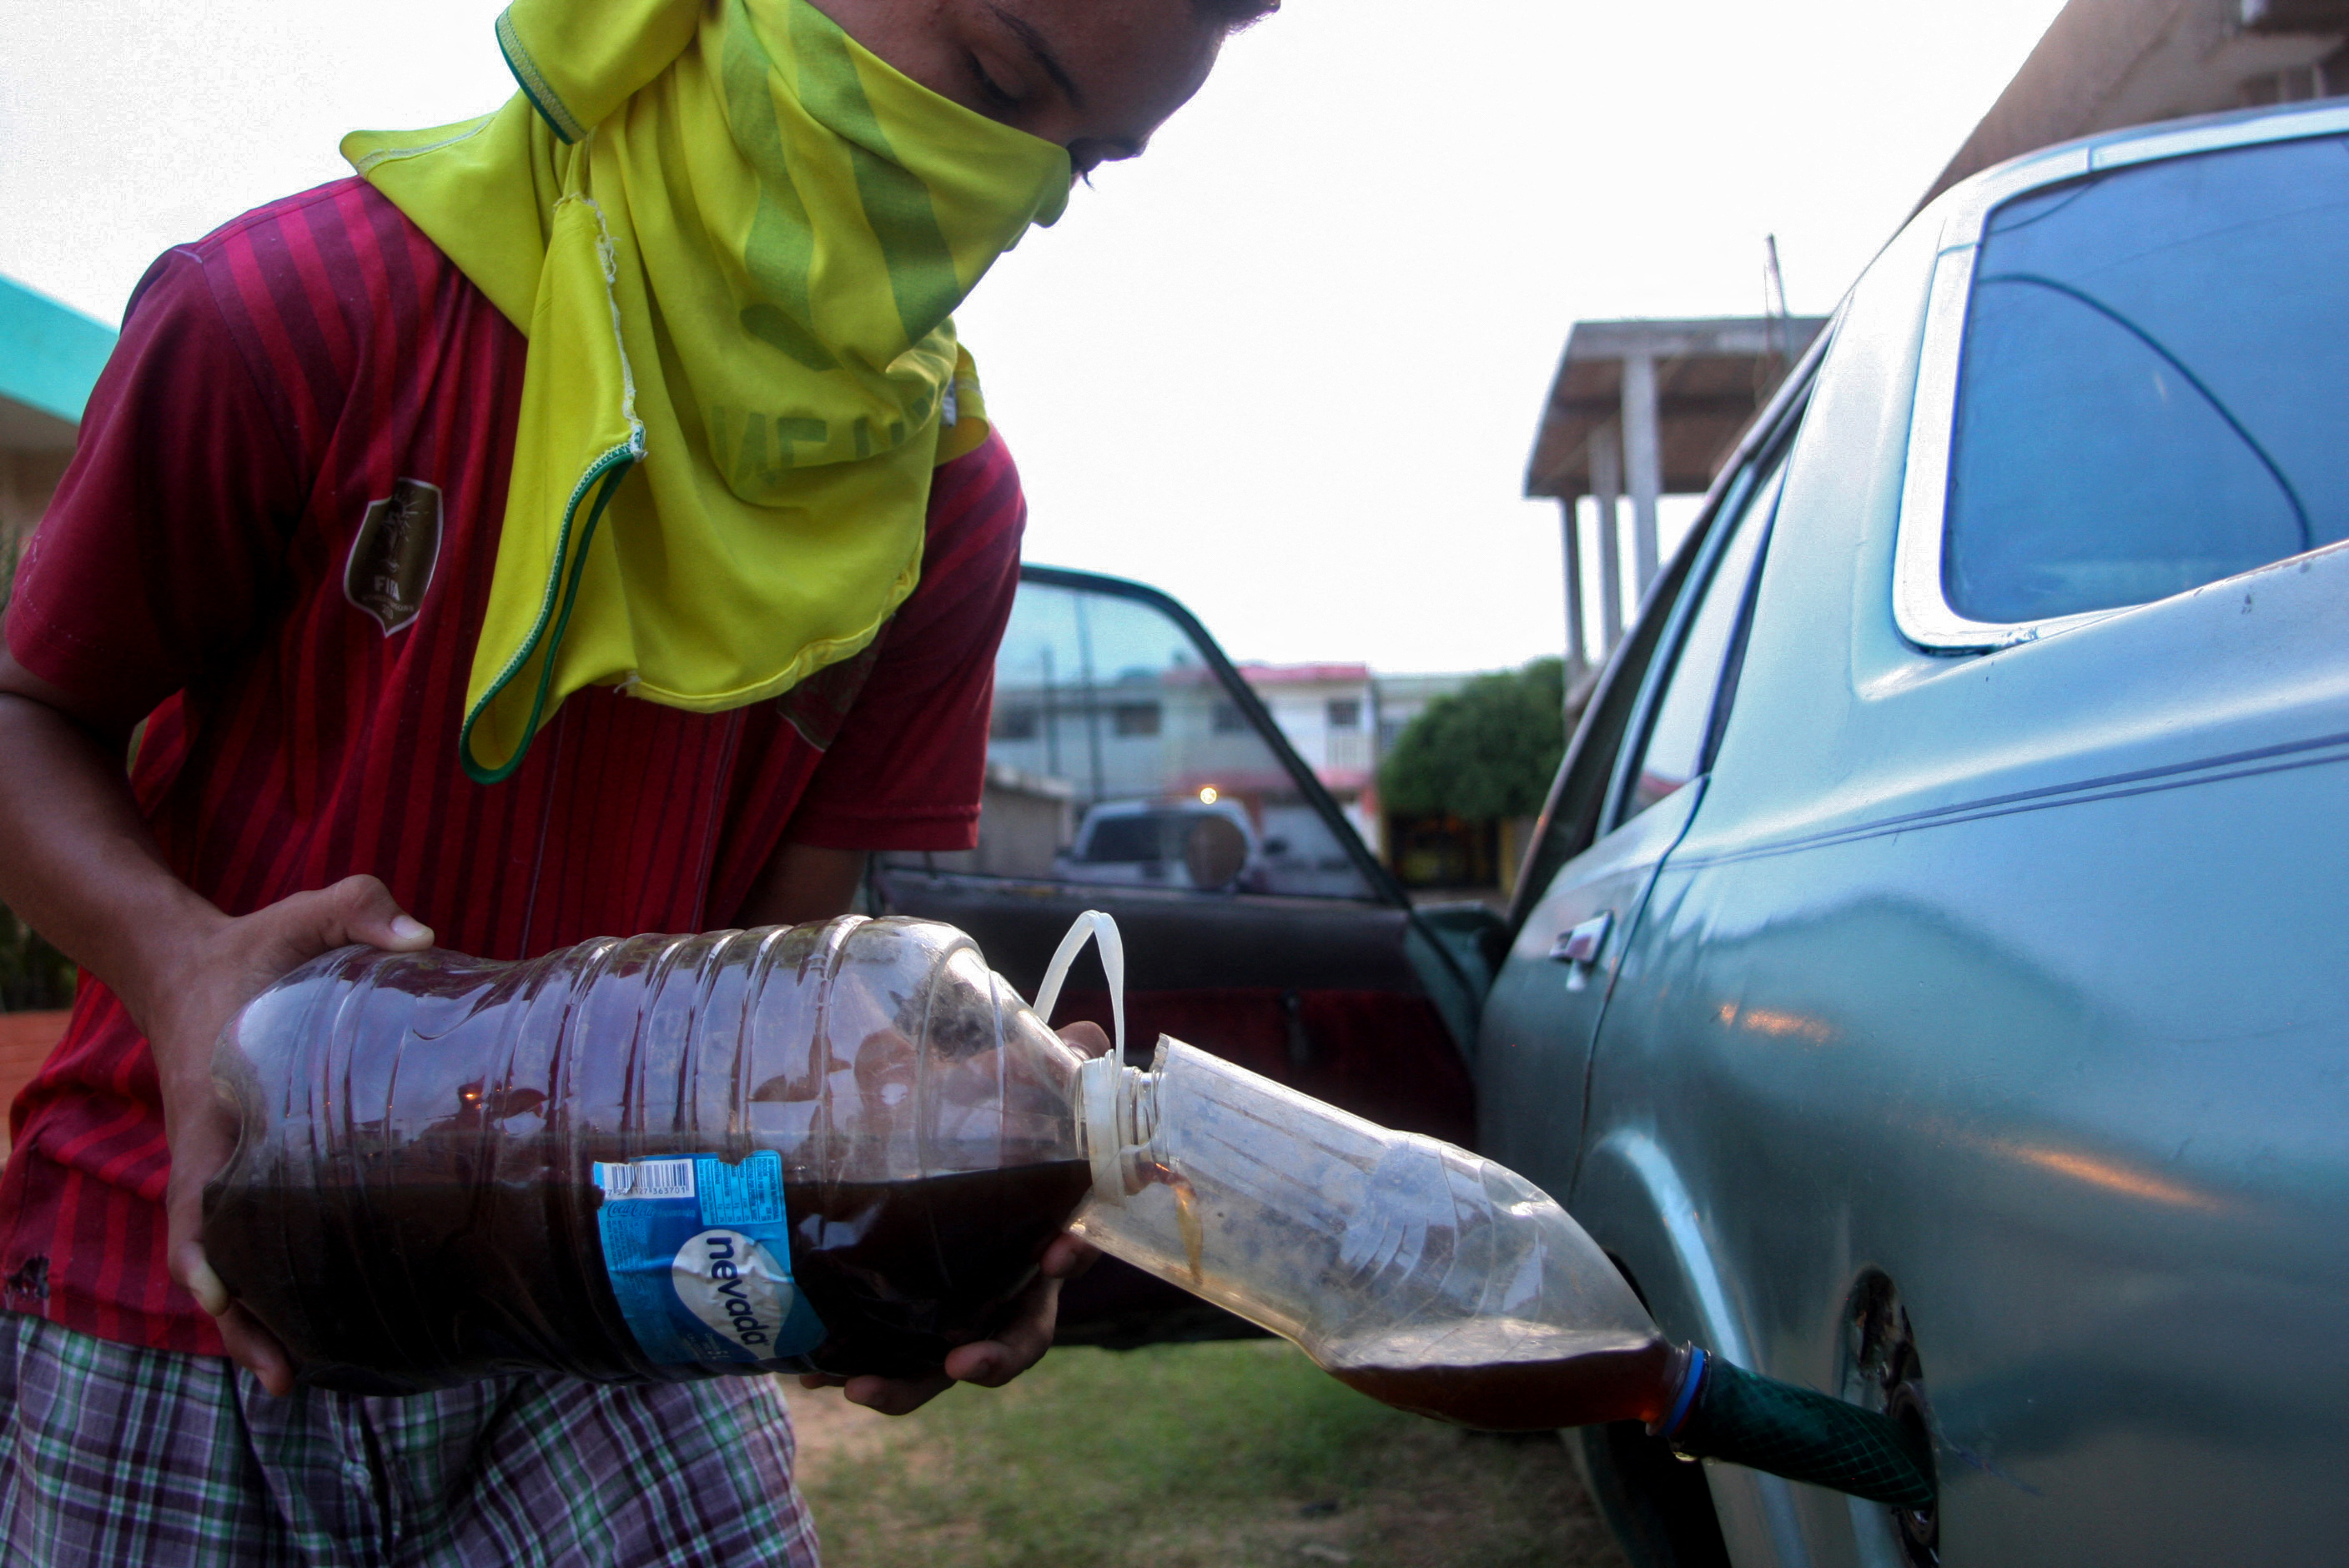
[0,179,1026,1354]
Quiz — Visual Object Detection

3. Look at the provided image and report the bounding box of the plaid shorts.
[0,1313,822,1567]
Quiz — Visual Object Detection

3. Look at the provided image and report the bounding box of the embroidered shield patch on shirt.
[345,479,442,634]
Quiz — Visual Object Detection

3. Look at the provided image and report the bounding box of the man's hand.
[143,876,434,1398]
[797,1229,1101,1415]
[0,665,441,1396]
[797,1020,1110,1415]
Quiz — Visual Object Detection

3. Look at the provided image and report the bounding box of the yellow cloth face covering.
[343,0,1071,782]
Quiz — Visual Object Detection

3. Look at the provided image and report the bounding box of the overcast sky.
[1,0,2067,673]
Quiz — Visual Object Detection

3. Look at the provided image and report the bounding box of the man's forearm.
[0,678,220,1036]
[0,655,433,1388]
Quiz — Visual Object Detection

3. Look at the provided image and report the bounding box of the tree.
[1379,658,1567,822]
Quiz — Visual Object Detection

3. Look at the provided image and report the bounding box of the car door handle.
[1548,913,1612,991]
[1548,912,1612,967]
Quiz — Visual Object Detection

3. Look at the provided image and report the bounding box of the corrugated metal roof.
[1236,661,1372,686]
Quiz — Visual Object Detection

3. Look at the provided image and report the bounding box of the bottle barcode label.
[591,1148,823,1369]
[595,1158,697,1200]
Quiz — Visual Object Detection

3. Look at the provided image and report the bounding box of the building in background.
[1239,664,1557,897]
[1926,0,2349,206]
[1,274,113,560]
[1238,664,1506,875]
[1233,663,1380,852]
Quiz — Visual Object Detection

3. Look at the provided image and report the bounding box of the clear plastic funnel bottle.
[204,916,1094,1394]
[1049,914,1935,1509]
[1072,1038,1679,1429]
[1017,911,1674,1430]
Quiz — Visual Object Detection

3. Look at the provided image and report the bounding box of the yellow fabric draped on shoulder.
[342,0,1070,781]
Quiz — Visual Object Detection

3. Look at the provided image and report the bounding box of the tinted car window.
[1945,135,2349,624]
[1079,812,1181,862]
[1621,457,1784,823]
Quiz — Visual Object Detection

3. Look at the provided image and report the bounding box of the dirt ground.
[784,1339,1632,1568]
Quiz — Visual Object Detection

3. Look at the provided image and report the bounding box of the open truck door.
[872,566,1489,1346]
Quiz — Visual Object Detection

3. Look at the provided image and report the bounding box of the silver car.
[869,99,2349,1565]
[1480,99,2349,1566]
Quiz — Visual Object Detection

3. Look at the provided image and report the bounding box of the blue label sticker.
[591,1151,827,1368]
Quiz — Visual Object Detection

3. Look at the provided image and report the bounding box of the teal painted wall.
[1,275,117,425]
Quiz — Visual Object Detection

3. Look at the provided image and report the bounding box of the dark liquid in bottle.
[1325,1323,1677,1431]
[204,1157,1094,1395]
[785,1161,1095,1380]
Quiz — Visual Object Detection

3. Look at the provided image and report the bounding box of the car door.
[1479,394,1803,1214]
[1574,108,2349,1568]
[872,565,1483,1344]
[1473,395,1805,1568]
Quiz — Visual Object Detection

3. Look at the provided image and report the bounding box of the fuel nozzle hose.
[1657,1348,1936,1509]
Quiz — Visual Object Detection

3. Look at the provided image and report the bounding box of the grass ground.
[786,1339,1632,1568]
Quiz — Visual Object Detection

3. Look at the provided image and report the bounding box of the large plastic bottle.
[204,916,1095,1394]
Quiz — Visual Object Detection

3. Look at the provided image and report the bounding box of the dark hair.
[1195,0,1278,30]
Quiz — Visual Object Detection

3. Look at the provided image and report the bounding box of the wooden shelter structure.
[1523,316,1825,676]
